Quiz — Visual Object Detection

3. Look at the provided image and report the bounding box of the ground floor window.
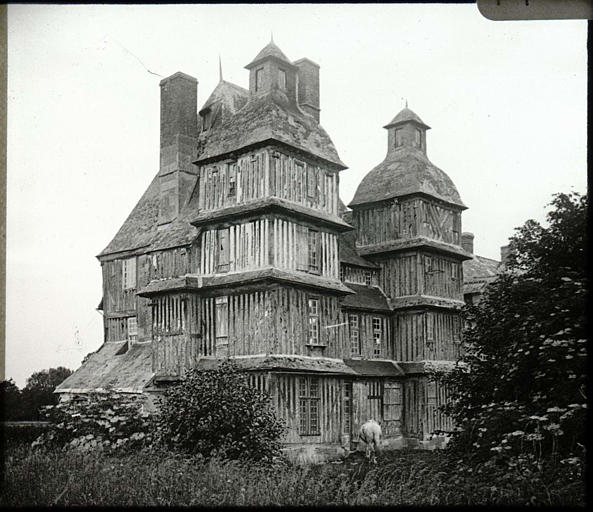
[299,376,320,435]
[343,380,353,433]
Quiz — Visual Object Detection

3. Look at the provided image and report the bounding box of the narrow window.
[228,166,237,197]
[217,228,229,273]
[278,69,287,90]
[122,258,136,290]
[308,297,320,345]
[127,317,137,342]
[339,265,344,281]
[414,128,422,148]
[349,314,361,356]
[343,381,353,433]
[308,229,319,273]
[215,296,228,344]
[255,67,264,92]
[367,379,383,419]
[451,262,457,281]
[364,270,373,286]
[426,312,434,343]
[373,317,382,356]
[394,129,403,148]
[299,376,320,435]
[306,167,318,199]
[202,109,212,131]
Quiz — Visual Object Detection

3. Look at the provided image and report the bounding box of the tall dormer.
[244,40,298,106]
[383,106,430,156]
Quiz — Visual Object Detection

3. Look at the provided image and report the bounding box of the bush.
[32,393,154,453]
[155,361,286,461]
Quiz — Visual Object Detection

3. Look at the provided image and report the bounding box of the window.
[127,317,137,342]
[425,256,432,273]
[349,314,361,356]
[451,262,457,281]
[339,265,344,281]
[228,166,236,197]
[373,317,382,356]
[202,109,212,131]
[217,228,229,273]
[425,312,434,343]
[278,69,287,90]
[255,67,264,92]
[306,167,317,199]
[364,271,372,286]
[122,258,136,290]
[414,128,422,148]
[299,376,320,435]
[308,229,319,273]
[394,128,403,148]
[368,379,383,399]
[343,381,353,433]
[308,297,320,345]
[215,296,228,344]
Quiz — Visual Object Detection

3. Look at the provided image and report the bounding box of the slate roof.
[338,230,378,269]
[245,41,293,69]
[349,146,465,208]
[98,173,200,258]
[341,283,391,312]
[384,107,430,129]
[199,80,249,118]
[344,359,405,377]
[55,342,153,394]
[194,89,346,168]
[463,254,501,295]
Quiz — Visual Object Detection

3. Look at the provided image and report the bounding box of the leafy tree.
[22,367,73,420]
[437,192,587,464]
[156,361,286,461]
[0,379,27,421]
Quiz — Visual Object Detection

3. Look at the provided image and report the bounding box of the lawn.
[0,441,584,506]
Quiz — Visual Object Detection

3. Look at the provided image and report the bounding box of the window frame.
[394,128,403,148]
[215,296,229,345]
[372,317,382,356]
[364,270,373,286]
[307,229,320,274]
[299,376,321,436]
[217,228,230,273]
[349,314,361,356]
[414,127,422,148]
[122,257,136,291]
[278,68,287,90]
[307,297,321,345]
[127,316,138,342]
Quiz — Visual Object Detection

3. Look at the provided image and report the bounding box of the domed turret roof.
[245,41,293,69]
[384,107,430,129]
[349,146,465,208]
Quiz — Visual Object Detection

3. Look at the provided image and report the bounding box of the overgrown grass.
[0,443,584,506]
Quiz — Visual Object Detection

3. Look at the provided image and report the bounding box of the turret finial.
[218,54,223,82]
[405,99,408,108]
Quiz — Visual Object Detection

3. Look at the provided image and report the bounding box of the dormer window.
[414,128,422,148]
[394,129,403,148]
[278,69,287,90]
[255,68,264,92]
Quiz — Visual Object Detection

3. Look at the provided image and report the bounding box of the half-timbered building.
[57,40,501,460]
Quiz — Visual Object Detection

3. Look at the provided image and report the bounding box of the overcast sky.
[6,4,587,386]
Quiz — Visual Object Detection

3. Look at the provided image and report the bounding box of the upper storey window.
[255,68,264,92]
[122,258,136,290]
[394,129,403,148]
[278,69,287,90]
[414,128,422,148]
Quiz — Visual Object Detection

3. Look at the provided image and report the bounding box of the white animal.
[359,419,382,464]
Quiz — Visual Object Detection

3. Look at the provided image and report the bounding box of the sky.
[6,4,587,387]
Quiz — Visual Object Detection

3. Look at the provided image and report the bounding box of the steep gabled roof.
[349,146,465,208]
[199,80,249,115]
[384,107,430,129]
[463,253,501,295]
[194,90,346,168]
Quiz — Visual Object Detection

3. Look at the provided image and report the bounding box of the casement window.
[215,296,228,345]
[425,312,435,343]
[299,376,320,435]
[278,69,287,90]
[308,297,320,345]
[306,167,318,199]
[373,317,382,356]
[339,265,344,282]
[349,314,361,356]
[414,128,422,148]
[127,317,137,342]
[255,68,264,92]
[228,166,237,197]
[343,380,353,433]
[364,270,373,286]
[308,229,319,273]
[217,228,229,273]
[394,129,403,148]
[122,258,136,290]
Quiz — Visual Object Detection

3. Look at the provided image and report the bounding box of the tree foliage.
[155,361,286,461]
[437,192,587,465]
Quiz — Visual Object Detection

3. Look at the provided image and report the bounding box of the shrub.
[155,361,286,461]
[32,392,154,453]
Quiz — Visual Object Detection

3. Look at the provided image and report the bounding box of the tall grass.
[0,444,584,506]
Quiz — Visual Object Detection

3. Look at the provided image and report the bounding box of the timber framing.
[357,236,473,260]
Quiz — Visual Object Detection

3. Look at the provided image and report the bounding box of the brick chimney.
[294,58,320,122]
[461,232,474,254]
[158,72,199,225]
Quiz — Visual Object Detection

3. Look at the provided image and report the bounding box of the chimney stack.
[158,72,199,225]
[461,232,474,254]
[500,244,511,266]
[294,58,320,122]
